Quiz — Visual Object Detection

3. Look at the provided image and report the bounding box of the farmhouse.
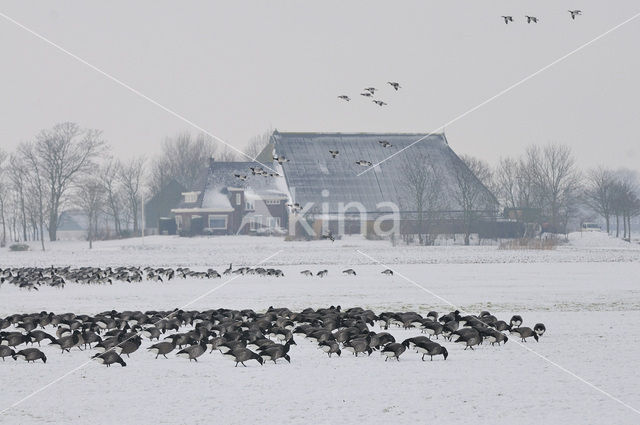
[171,159,289,235]
[165,131,507,239]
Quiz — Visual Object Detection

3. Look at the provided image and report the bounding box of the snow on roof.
[272,131,497,213]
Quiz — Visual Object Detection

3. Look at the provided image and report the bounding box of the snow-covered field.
[1,232,639,424]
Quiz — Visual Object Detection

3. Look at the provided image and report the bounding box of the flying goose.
[372,100,387,106]
[329,150,339,158]
[360,92,373,97]
[321,232,335,242]
[502,16,514,24]
[337,95,351,102]
[364,87,377,94]
[387,82,401,90]
[568,10,582,20]
[525,15,539,24]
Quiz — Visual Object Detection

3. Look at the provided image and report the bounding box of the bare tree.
[150,132,216,195]
[0,149,7,246]
[526,144,581,233]
[453,154,496,245]
[33,122,105,242]
[75,177,105,248]
[7,155,30,242]
[244,128,273,160]
[611,170,640,240]
[19,143,48,251]
[582,167,615,233]
[119,157,146,234]
[99,159,124,236]
[400,154,444,245]
[217,146,239,162]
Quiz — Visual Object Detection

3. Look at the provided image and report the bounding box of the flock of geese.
[1,264,401,291]
[337,81,401,107]
[0,306,546,367]
[502,10,582,24]
[0,264,285,290]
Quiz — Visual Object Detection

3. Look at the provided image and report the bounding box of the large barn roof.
[272,131,497,213]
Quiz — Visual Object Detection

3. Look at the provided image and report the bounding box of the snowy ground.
[1,232,639,424]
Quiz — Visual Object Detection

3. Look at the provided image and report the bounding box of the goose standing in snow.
[93,351,126,367]
[381,342,406,361]
[511,327,539,342]
[381,269,393,275]
[342,268,357,276]
[223,348,264,367]
[13,348,47,363]
[176,339,207,361]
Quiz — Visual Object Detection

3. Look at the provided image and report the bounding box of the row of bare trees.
[0,124,264,249]
[400,143,640,245]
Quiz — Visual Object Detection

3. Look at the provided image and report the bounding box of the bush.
[9,243,30,251]
[498,238,557,250]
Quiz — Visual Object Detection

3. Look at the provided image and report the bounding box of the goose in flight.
[364,87,377,94]
[355,160,373,167]
[329,150,339,158]
[525,15,539,24]
[372,100,387,107]
[378,140,392,148]
[322,232,335,242]
[387,82,401,91]
[501,16,513,24]
[360,92,373,97]
[568,10,582,20]
[337,95,350,101]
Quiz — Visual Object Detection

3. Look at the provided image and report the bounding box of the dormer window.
[183,192,200,203]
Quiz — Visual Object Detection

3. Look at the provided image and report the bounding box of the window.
[265,199,280,205]
[245,201,255,211]
[235,193,242,206]
[268,217,281,228]
[208,215,227,229]
[183,192,198,203]
[175,215,183,230]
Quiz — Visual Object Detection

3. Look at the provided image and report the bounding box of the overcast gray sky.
[1,1,639,169]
